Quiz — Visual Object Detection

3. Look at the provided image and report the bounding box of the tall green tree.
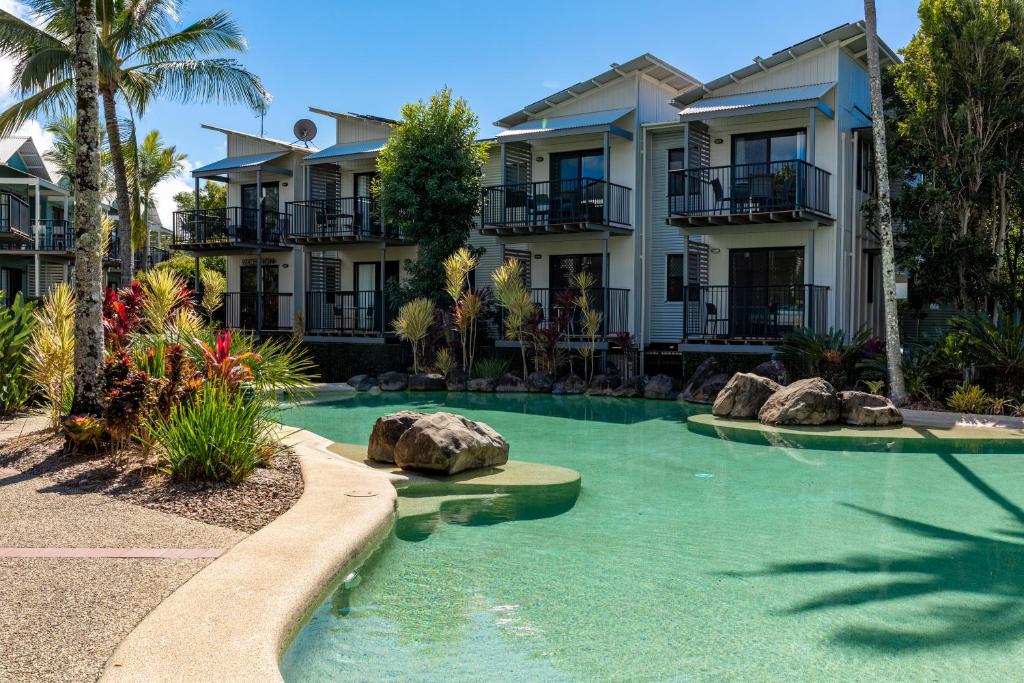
[126,128,186,254]
[70,0,104,416]
[376,87,490,302]
[43,113,112,196]
[0,0,266,284]
[890,0,1024,310]
[173,181,226,211]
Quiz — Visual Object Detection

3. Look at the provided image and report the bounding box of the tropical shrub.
[26,284,75,428]
[393,298,435,373]
[573,271,602,382]
[149,383,277,483]
[951,312,1024,395]
[472,357,510,380]
[492,258,532,378]
[433,347,456,376]
[102,350,155,446]
[443,247,482,374]
[946,382,992,414]
[775,327,872,388]
[0,292,35,414]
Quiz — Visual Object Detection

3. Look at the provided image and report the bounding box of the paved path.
[0,417,246,682]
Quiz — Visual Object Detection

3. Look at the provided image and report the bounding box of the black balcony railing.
[287,198,401,241]
[0,192,30,236]
[669,160,830,218]
[172,207,288,247]
[106,236,121,261]
[306,290,388,335]
[482,178,631,230]
[36,221,74,251]
[219,292,293,331]
[144,247,172,267]
[681,284,829,341]
[496,287,630,339]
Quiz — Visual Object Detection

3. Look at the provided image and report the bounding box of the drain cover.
[345,490,378,497]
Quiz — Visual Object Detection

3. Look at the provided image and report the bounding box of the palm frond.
[127,57,266,110]
[0,78,73,136]
[130,11,247,63]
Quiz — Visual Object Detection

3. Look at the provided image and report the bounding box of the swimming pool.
[279,392,1024,681]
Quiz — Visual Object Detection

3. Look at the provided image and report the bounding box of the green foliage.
[472,357,510,380]
[155,254,225,291]
[946,382,992,414]
[149,383,277,484]
[392,298,436,373]
[26,283,75,428]
[433,347,456,376]
[125,129,187,250]
[0,292,35,414]
[951,312,1024,393]
[173,182,227,212]
[774,327,872,389]
[376,88,490,301]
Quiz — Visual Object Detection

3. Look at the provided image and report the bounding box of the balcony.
[286,198,407,245]
[0,192,31,243]
[681,284,828,343]
[497,287,630,339]
[172,208,289,252]
[219,292,293,331]
[305,290,388,336]
[480,179,631,236]
[668,160,831,228]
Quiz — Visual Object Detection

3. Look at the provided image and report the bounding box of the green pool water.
[279,392,1024,682]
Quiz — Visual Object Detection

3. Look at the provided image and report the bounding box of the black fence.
[287,198,401,241]
[305,290,389,335]
[496,287,630,338]
[669,160,830,217]
[172,207,288,246]
[220,292,293,331]
[482,178,631,229]
[681,284,829,341]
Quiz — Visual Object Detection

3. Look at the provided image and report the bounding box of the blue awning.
[303,139,388,164]
[495,107,635,142]
[191,151,291,178]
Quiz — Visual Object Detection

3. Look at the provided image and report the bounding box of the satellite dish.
[293,118,317,145]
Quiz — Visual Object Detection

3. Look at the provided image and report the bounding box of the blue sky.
[0,0,923,224]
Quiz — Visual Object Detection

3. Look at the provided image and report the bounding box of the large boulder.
[467,377,496,392]
[393,412,509,475]
[610,375,645,398]
[378,371,409,392]
[347,374,377,392]
[446,369,467,392]
[586,373,622,396]
[552,373,587,395]
[712,373,781,418]
[495,373,528,393]
[840,391,903,426]
[408,373,446,391]
[645,373,678,400]
[750,360,790,386]
[688,373,730,403]
[679,357,720,400]
[526,371,555,393]
[758,378,841,425]
[367,411,426,463]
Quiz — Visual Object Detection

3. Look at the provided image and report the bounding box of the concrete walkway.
[0,417,246,682]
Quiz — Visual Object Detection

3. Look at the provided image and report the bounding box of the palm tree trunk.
[100,84,134,284]
[70,0,105,416]
[864,0,908,405]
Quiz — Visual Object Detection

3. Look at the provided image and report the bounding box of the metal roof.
[199,124,317,152]
[191,151,292,178]
[674,22,899,107]
[0,136,50,181]
[303,139,388,163]
[308,108,396,126]
[495,54,699,129]
[677,82,837,122]
[495,107,635,142]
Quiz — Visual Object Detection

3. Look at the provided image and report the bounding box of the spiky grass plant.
[140,269,188,333]
[199,269,226,319]
[393,297,435,373]
[433,346,456,376]
[572,271,602,381]
[492,258,533,379]
[27,283,75,428]
[443,247,481,375]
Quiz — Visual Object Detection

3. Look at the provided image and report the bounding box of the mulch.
[0,430,303,534]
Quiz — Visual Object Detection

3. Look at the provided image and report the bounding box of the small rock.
[408,373,446,391]
[552,373,587,395]
[467,377,496,392]
[526,371,555,393]
[446,368,468,391]
[368,411,426,463]
[368,386,382,395]
[346,374,377,392]
[378,371,409,392]
[609,375,645,398]
[495,373,528,392]
[712,373,781,418]
[689,373,730,403]
[586,373,622,396]
[750,359,790,386]
[644,373,678,400]
[840,390,903,426]
[393,412,510,475]
[759,378,841,425]
[679,358,720,400]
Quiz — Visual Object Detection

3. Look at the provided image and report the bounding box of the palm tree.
[126,128,185,260]
[43,113,112,196]
[69,0,104,416]
[0,0,266,284]
[864,0,907,405]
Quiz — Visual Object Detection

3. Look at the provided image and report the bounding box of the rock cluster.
[368,411,509,475]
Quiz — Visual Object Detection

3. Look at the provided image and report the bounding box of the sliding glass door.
[729,247,805,338]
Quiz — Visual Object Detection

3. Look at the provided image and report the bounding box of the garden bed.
[0,429,302,533]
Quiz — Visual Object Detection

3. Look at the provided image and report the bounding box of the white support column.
[682,235,690,340]
[379,243,387,335]
[602,132,610,224]
[808,108,816,167]
[602,236,610,336]
[33,254,40,297]
[806,228,816,329]
[682,122,690,208]
[33,179,40,298]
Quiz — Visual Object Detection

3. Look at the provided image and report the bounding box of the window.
[668,148,686,198]
[732,129,807,167]
[666,253,702,302]
[551,149,605,187]
[549,254,603,290]
[856,137,875,193]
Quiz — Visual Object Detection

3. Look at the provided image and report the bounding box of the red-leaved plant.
[194,330,262,389]
[103,281,144,349]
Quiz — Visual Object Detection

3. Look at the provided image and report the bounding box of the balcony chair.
[704,302,728,338]
[710,178,731,215]
[529,194,549,225]
[748,173,774,211]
